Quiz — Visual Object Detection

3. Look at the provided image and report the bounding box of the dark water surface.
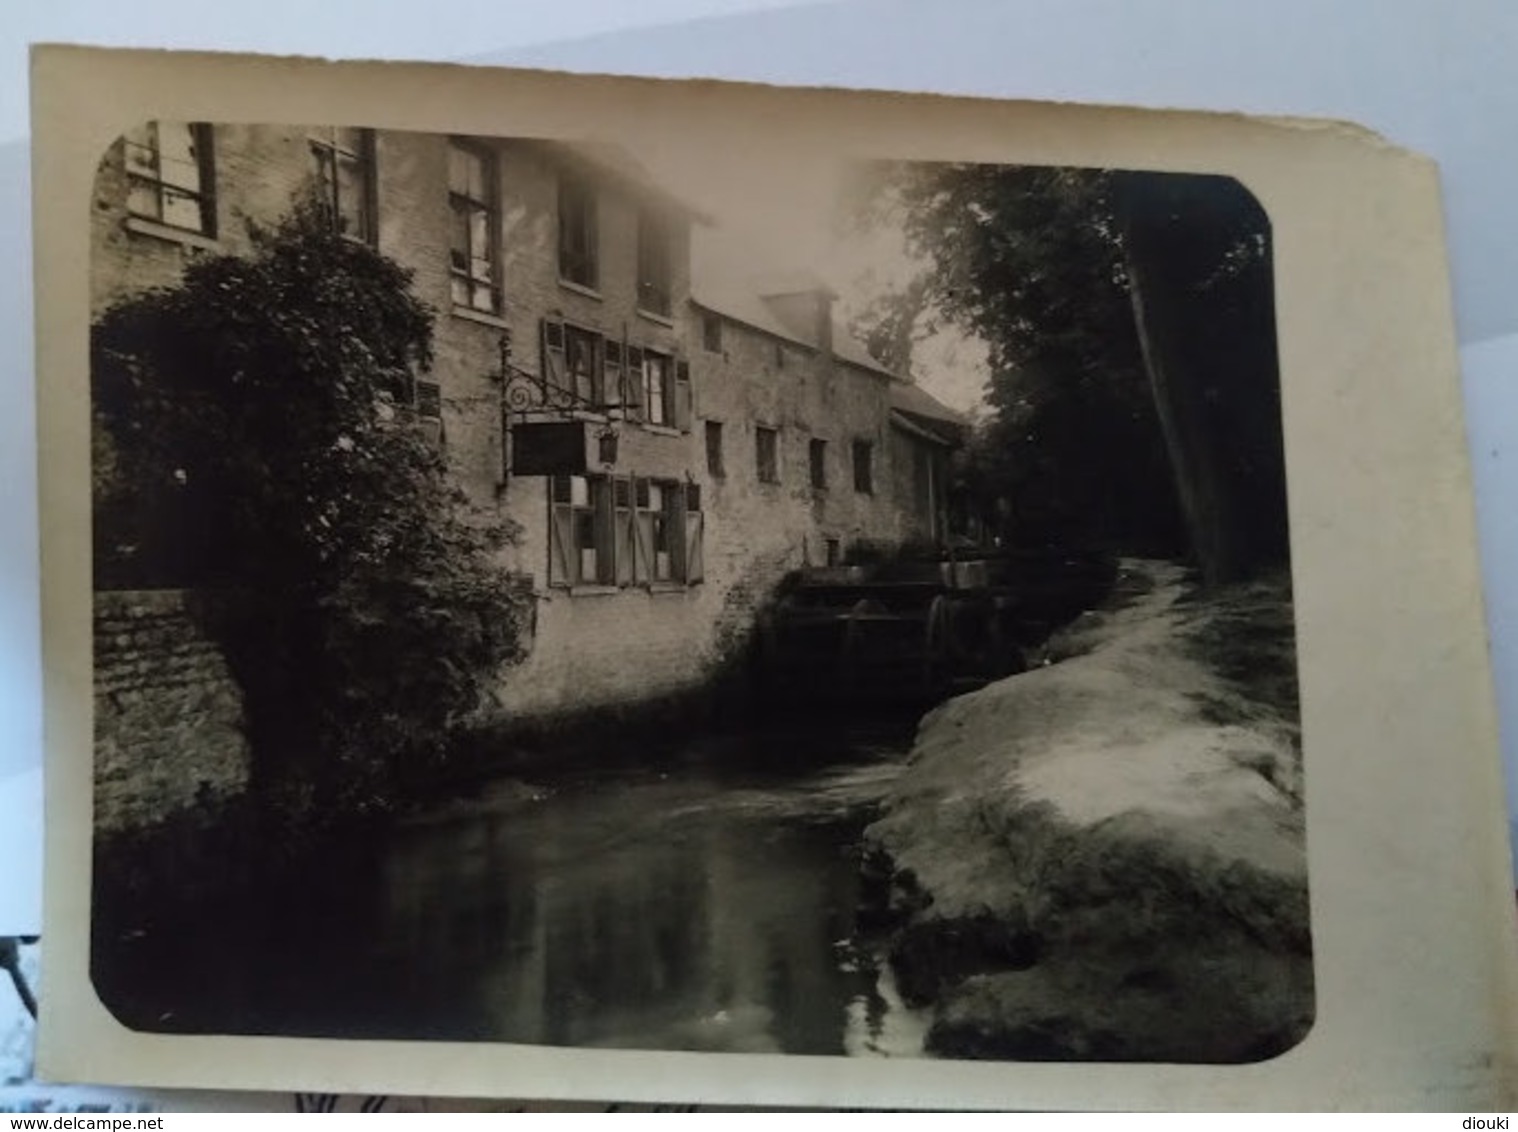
[95,720,927,1057]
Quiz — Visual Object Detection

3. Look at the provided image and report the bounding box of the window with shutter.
[646,481,675,581]
[550,474,617,587]
[564,325,603,406]
[641,352,671,427]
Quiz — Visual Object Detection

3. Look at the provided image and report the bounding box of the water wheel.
[922,594,952,697]
[840,597,888,696]
[753,595,795,691]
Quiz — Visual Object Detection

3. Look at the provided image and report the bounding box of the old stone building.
[90,121,965,721]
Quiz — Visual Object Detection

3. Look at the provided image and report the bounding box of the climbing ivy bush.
[92,204,532,820]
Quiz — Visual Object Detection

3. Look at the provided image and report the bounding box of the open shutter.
[685,482,704,584]
[592,477,615,584]
[669,484,688,584]
[632,478,654,582]
[613,477,635,586]
[604,340,623,413]
[673,360,693,432]
[547,500,574,587]
[685,510,705,584]
[625,346,645,417]
[540,319,567,394]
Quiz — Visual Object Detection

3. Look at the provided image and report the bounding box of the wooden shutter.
[625,346,645,416]
[669,484,688,584]
[591,477,615,584]
[604,340,624,412]
[685,509,705,585]
[547,496,574,587]
[541,319,567,394]
[632,477,654,582]
[673,360,693,432]
[613,477,635,586]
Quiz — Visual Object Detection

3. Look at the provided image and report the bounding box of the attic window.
[558,171,598,289]
[702,313,722,353]
[637,208,674,317]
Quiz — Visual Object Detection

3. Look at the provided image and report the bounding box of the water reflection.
[95,723,924,1057]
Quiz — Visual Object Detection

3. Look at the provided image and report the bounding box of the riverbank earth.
[865,558,1311,1062]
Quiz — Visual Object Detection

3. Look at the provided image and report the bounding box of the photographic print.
[84,120,1306,1065]
[35,49,1515,1110]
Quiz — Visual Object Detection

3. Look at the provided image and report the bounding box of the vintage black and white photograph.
[79,110,1308,1069]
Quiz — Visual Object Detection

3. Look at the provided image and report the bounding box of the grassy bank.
[865,559,1312,1062]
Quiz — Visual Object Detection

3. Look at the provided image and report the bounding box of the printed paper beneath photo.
[33,47,1518,1110]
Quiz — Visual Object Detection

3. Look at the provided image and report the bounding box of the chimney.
[815,288,835,364]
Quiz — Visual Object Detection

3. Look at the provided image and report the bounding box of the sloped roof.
[690,230,968,446]
[534,139,714,223]
[690,245,895,378]
[889,379,966,429]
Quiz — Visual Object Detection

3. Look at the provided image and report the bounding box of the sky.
[618,127,992,413]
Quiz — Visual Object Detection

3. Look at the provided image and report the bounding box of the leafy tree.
[847,164,1186,555]
[92,204,532,820]
[1111,171,1287,582]
[846,163,1286,581]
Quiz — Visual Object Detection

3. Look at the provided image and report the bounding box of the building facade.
[90,121,964,720]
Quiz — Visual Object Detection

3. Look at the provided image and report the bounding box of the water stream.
[95,719,930,1058]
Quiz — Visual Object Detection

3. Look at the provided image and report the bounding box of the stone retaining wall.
[94,589,250,834]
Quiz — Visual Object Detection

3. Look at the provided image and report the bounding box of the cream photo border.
[31,45,1518,1110]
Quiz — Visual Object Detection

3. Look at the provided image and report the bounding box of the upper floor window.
[637,351,693,430]
[706,421,725,479]
[809,438,828,490]
[558,171,598,289]
[702,313,723,353]
[756,426,780,484]
[123,121,215,236]
[641,351,671,427]
[853,439,875,495]
[309,127,375,243]
[448,143,499,313]
[539,319,690,428]
[565,325,603,406]
[637,208,674,318]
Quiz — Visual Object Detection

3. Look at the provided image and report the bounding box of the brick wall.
[88,122,931,726]
[93,590,250,834]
